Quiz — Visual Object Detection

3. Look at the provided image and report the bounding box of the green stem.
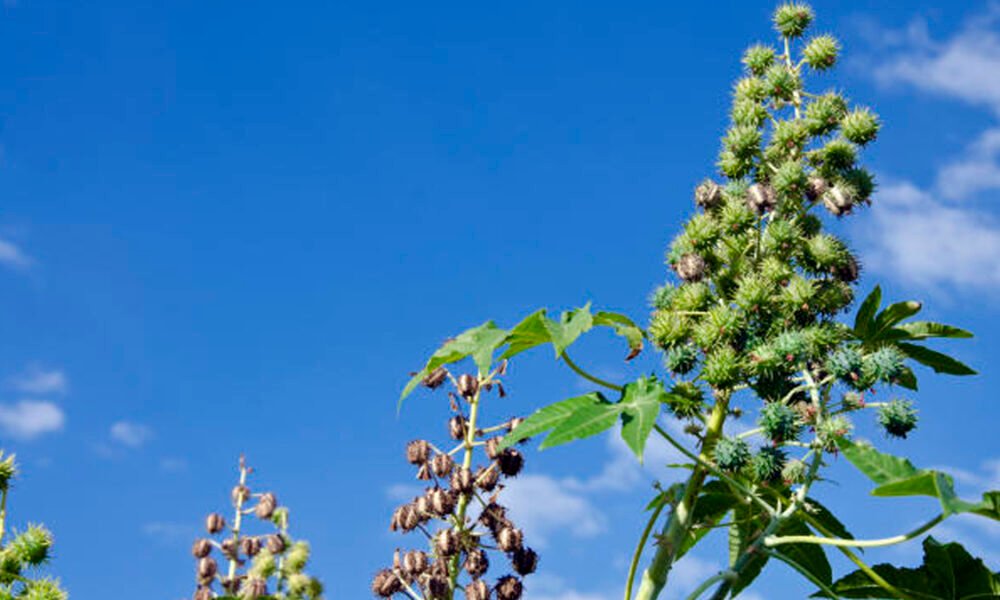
[766,513,946,549]
[447,380,485,598]
[685,571,736,600]
[802,513,905,599]
[624,502,667,600]
[562,353,624,392]
[227,460,249,582]
[0,488,7,546]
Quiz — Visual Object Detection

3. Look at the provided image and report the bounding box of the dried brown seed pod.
[496,526,524,553]
[675,253,706,282]
[450,467,474,494]
[231,484,251,505]
[422,366,448,389]
[478,503,508,532]
[426,576,449,599]
[371,568,402,598]
[475,465,500,492]
[430,557,450,579]
[244,577,268,599]
[191,539,212,559]
[466,578,491,600]
[221,538,239,560]
[197,556,218,579]
[457,374,479,399]
[747,183,776,214]
[428,488,456,517]
[416,463,433,481]
[511,547,538,575]
[414,495,431,517]
[266,534,287,554]
[205,513,226,534]
[484,437,501,460]
[406,440,432,465]
[254,492,277,519]
[823,184,855,216]
[434,529,460,557]
[497,448,524,477]
[241,536,261,557]
[431,453,454,477]
[193,587,213,600]
[506,417,524,432]
[464,548,490,578]
[695,179,723,210]
[805,176,828,201]
[495,575,523,600]
[403,550,429,576]
[449,416,468,440]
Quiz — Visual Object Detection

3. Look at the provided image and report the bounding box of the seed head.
[194,587,213,600]
[746,183,776,214]
[231,484,251,505]
[266,534,287,554]
[877,399,918,439]
[205,513,226,535]
[192,539,212,559]
[406,440,432,465]
[449,416,468,440]
[434,529,460,557]
[675,253,707,283]
[197,556,218,580]
[497,448,524,477]
[429,488,457,517]
[475,465,500,492]
[423,367,448,389]
[713,436,751,472]
[243,577,268,599]
[241,537,262,557]
[758,402,802,443]
[451,468,474,494]
[254,492,277,519]
[495,575,523,600]
[372,569,402,598]
[773,2,814,38]
[485,437,501,459]
[823,184,855,216]
[805,176,828,201]
[221,538,239,560]
[457,374,479,399]
[496,526,524,553]
[466,579,491,600]
[426,576,449,599]
[695,179,723,210]
[403,550,429,576]
[751,446,787,484]
[511,547,538,575]
[465,548,490,578]
[431,453,454,477]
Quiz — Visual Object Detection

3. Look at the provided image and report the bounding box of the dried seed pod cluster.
[0,452,67,600]
[377,364,536,599]
[191,456,324,600]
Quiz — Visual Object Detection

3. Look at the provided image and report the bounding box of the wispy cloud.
[110,421,154,447]
[503,474,606,546]
[0,238,32,271]
[10,366,68,395]
[0,400,65,439]
[856,7,1000,294]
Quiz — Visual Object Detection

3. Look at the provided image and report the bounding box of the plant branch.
[624,501,667,600]
[562,352,624,392]
[766,513,946,549]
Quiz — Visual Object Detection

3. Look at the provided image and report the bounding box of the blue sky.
[0,1,998,598]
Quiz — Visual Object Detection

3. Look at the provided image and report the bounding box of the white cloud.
[110,421,153,447]
[142,521,197,544]
[0,400,65,439]
[10,366,68,395]
[526,574,613,600]
[0,238,32,270]
[861,181,1000,290]
[160,457,188,472]
[503,473,606,545]
[937,128,1000,200]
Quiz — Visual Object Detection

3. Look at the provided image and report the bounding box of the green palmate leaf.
[897,342,977,376]
[803,497,855,542]
[778,517,834,587]
[817,537,1000,599]
[969,491,1000,522]
[887,321,974,341]
[499,392,607,451]
[549,303,595,356]
[400,321,509,404]
[678,481,741,559]
[539,401,622,450]
[593,310,645,359]
[870,300,923,340]
[500,309,551,359]
[836,439,984,518]
[896,366,919,391]
[853,285,882,338]
[618,377,669,460]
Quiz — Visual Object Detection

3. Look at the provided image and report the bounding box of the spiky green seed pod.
[842,391,865,410]
[734,273,775,313]
[665,344,699,375]
[249,549,277,579]
[877,399,918,439]
[758,402,802,443]
[817,415,853,452]
[714,436,751,471]
[718,151,754,179]
[724,125,763,160]
[805,233,849,272]
[813,138,857,172]
[17,579,67,600]
[751,446,787,483]
[701,346,742,388]
[732,98,769,128]
[813,279,854,315]
[667,382,706,419]
[671,282,712,311]
[804,92,848,136]
[649,311,689,349]
[733,77,770,103]
[826,347,863,382]
[649,284,676,311]
[773,330,811,364]
[782,458,807,484]
[760,256,794,285]
[285,541,310,573]
[772,160,807,199]
[803,322,847,354]
[865,345,908,384]
[841,167,876,202]
[0,454,16,493]
[695,179,724,210]
[841,108,880,145]
[9,526,53,566]
[743,44,777,76]
[774,2,814,38]
[719,196,757,233]
[769,119,809,156]
[694,306,743,347]
[803,35,839,70]
[781,275,816,312]
[764,64,800,101]
[287,572,322,597]
[683,214,722,250]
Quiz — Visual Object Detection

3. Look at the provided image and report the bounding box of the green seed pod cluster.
[751,446,788,484]
[758,402,802,443]
[877,399,918,439]
[192,458,323,600]
[714,436,752,472]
